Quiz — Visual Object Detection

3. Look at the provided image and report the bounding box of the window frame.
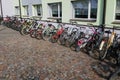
[33,4,42,17]
[23,5,29,16]
[48,3,62,18]
[115,0,120,20]
[15,6,20,16]
[72,0,98,20]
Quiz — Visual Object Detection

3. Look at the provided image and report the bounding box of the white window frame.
[33,5,42,16]
[15,6,20,15]
[72,0,97,19]
[23,5,29,16]
[48,3,62,18]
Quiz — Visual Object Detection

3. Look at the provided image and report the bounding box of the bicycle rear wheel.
[30,30,36,38]
[20,27,29,35]
[42,30,51,41]
[70,43,76,51]
[50,33,58,43]
[35,28,43,40]
[65,40,71,47]
[99,43,107,60]
[57,33,66,45]
[109,70,120,80]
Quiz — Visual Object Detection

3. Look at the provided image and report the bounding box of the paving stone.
[0,26,106,80]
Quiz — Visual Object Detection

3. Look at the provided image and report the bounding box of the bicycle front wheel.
[20,26,29,35]
[109,70,120,80]
[42,30,51,41]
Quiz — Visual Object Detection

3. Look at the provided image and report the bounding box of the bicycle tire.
[75,45,80,52]
[50,33,58,43]
[99,43,108,60]
[30,30,36,38]
[89,42,99,59]
[84,41,92,53]
[35,33,42,40]
[20,26,29,35]
[65,36,75,47]
[65,39,71,47]
[70,43,76,51]
[57,32,66,45]
[109,71,120,80]
[42,30,51,41]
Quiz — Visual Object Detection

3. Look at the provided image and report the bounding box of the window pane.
[23,6,29,15]
[34,5,42,16]
[37,5,41,16]
[91,0,98,18]
[51,4,58,17]
[73,0,88,18]
[116,0,120,20]
[15,6,20,15]
[60,3,62,17]
[49,3,62,17]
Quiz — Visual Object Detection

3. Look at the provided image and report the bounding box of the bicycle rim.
[42,31,51,41]
[50,35,58,43]
[21,27,28,35]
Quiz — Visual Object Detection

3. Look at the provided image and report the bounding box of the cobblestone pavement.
[0,25,106,80]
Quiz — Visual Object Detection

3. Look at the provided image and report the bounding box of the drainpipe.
[102,0,106,25]
[19,0,22,19]
[0,0,3,20]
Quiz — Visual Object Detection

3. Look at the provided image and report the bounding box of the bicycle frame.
[99,28,116,59]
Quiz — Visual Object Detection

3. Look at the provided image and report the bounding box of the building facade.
[14,0,42,19]
[0,0,15,17]
[42,0,104,26]
[105,0,120,27]
[0,0,120,27]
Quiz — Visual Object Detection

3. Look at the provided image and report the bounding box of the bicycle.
[42,23,56,41]
[65,27,80,47]
[109,67,120,80]
[29,21,39,38]
[20,19,35,35]
[99,27,116,60]
[50,23,64,43]
[57,26,69,45]
[35,23,45,40]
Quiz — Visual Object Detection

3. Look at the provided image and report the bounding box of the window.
[34,5,42,16]
[48,3,62,17]
[15,6,20,15]
[72,0,98,19]
[115,0,120,20]
[23,5,29,16]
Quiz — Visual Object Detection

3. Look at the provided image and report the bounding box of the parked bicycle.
[50,23,64,43]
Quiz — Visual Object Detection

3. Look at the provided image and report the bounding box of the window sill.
[112,20,120,24]
[70,18,96,22]
[47,17,61,20]
[31,16,42,20]
[22,15,29,18]
[47,17,62,23]
[15,15,20,17]
[32,16,42,18]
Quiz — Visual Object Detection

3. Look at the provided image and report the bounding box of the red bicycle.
[50,24,64,43]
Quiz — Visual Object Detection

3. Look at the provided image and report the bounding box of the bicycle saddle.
[105,30,111,34]
[48,24,52,26]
